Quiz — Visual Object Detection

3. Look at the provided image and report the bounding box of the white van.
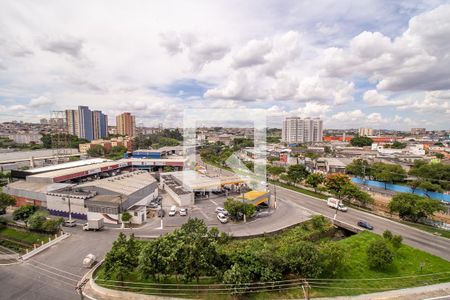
[327,197,348,212]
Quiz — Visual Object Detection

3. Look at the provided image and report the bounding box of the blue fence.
[351,178,450,203]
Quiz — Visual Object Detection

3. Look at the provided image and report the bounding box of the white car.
[217,213,229,224]
[215,207,229,216]
[179,208,187,216]
[169,205,177,216]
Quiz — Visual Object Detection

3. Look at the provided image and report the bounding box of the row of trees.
[102,217,347,293]
[268,163,374,208]
[133,129,182,150]
[12,205,63,233]
[87,145,128,160]
[40,134,89,149]
[347,159,450,192]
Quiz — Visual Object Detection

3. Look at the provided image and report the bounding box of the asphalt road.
[273,183,450,261]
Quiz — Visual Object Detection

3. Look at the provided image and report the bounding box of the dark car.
[157,209,165,218]
[357,220,374,230]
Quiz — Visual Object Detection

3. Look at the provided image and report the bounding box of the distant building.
[411,128,426,135]
[7,133,42,144]
[116,112,136,137]
[282,117,323,144]
[79,136,133,153]
[358,128,373,136]
[40,118,48,125]
[66,106,108,141]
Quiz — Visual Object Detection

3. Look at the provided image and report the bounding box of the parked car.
[83,253,97,268]
[179,208,188,216]
[157,209,165,218]
[357,220,374,230]
[63,219,77,227]
[217,213,229,224]
[215,207,229,216]
[148,201,159,208]
[169,205,177,216]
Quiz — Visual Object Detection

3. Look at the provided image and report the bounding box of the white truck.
[83,218,105,231]
[327,198,348,212]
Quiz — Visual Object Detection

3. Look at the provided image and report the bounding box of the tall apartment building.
[116,112,136,137]
[282,117,323,144]
[65,106,108,141]
[411,128,426,135]
[358,128,373,136]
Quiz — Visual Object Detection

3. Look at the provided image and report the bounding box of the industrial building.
[160,170,250,206]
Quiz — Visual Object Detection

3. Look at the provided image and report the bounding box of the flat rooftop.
[26,158,109,174]
[78,171,156,196]
[165,171,248,190]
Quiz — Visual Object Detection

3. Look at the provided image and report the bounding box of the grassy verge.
[270,180,328,200]
[0,227,51,245]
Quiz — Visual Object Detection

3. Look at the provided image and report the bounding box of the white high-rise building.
[282,117,323,144]
[358,128,373,136]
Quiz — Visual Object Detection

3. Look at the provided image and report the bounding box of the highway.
[204,161,450,261]
[273,183,450,261]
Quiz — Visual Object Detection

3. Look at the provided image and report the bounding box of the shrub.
[121,212,132,222]
[27,211,48,231]
[367,240,394,270]
[41,218,64,233]
[383,230,393,240]
[391,235,403,250]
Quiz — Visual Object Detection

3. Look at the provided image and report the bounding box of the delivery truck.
[327,198,348,212]
[82,218,105,231]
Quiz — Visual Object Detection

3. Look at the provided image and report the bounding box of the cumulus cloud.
[159,31,184,55]
[29,96,53,108]
[362,89,408,107]
[322,4,450,92]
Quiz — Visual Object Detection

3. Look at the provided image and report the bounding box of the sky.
[0,0,450,130]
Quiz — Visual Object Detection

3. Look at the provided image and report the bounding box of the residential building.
[358,128,373,136]
[282,117,323,144]
[65,106,108,141]
[78,136,133,153]
[116,112,136,137]
[411,128,426,135]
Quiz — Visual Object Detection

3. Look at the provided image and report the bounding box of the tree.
[103,233,140,281]
[320,242,345,277]
[27,211,48,231]
[41,218,64,233]
[391,235,403,250]
[346,159,371,179]
[372,162,407,189]
[12,205,38,224]
[286,164,310,184]
[418,181,443,198]
[87,144,105,157]
[222,264,253,295]
[224,198,256,221]
[388,193,445,222]
[284,241,322,278]
[383,230,393,240]
[163,166,175,172]
[267,165,285,177]
[0,192,16,212]
[108,145,128,160]
[350,135,373,147]
[340,183,374,207]
[390,141,407,149]
[409,161,450,191]
[367,239,394,270]
[121,211,132,223]
[305,173,325,192]
[435,153,445,159]
[324,174,352,199]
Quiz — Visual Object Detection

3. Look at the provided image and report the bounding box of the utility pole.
[68,194,72,221]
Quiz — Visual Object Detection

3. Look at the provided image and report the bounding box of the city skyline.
[0,1,450,130]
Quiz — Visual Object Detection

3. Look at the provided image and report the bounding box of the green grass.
[0,227,51,245]
[270,180,328,200]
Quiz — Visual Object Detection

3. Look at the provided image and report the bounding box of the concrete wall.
[46,194,88,215]
[163,184,194,206]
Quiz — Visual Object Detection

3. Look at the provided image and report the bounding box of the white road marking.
[210,199,218,206]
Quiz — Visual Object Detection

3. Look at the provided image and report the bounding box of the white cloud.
[29,96,53,107]
[362,89,407,107]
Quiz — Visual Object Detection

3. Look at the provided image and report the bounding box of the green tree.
[41,218,64,233]
[350,135,373,147]
[224,198,256,220]
[340,183,374,207]
[103,233,140,281]
[305,173,325,192]
[163,166,175,172]
[409,161,450,191]
[383,230,393,240]
[286,164,310,184]
[324,174,352,199]
[390,141,407,149]
[391,235,403,250]
[27,211,48,231]
[283,241,322,278]
[0,192,16,212]
[372,162,407,189]
[12,205,38,224]
[320,242,345,277]
[346,159,371,179]
[267,165,285,177]
[367,239,394,270]
[388,193,445,222]
[121,211,132,222]
[108,145,128,160]
[222,264,253,295]
[435,153,445,159]
[87,144,105,157]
